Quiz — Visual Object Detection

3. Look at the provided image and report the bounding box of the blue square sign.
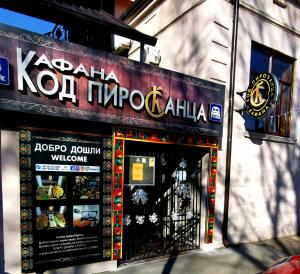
[0,57,10,86]
[209,103,222,123]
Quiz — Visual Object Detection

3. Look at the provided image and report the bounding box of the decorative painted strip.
[19,129,34,273]
[115,128,218,147]
[114,127,219,247]
[111,138,125,260]
[206,147,218,243]
[102,137,113,259]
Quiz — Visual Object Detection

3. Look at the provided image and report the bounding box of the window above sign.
[245,42,295,138]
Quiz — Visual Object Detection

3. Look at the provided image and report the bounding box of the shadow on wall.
[0,140,21,274]
[0,154,4,274]
[236,0,300,240]
[158,0,213,78]
[216,2,300,271]
[160,4,300,269]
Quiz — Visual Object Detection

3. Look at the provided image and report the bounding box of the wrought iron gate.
[122,141,206,262]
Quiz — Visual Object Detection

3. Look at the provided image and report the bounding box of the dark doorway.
[122,141,207,262]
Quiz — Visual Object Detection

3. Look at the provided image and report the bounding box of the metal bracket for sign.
[234,107,247,113]
[236,90,247,101]
[236,90,246,97]
[235,90,247,113]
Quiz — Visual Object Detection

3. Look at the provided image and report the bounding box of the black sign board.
[19,129,112,272]
[0,24,225,140]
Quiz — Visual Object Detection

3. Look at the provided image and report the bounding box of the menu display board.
[33,131,103,270]
[19,130,112,272]
[126,156,155,186]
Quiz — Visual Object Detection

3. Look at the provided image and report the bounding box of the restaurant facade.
[123,0,300,244]
[0,5,225,273]
[1,0,300,273]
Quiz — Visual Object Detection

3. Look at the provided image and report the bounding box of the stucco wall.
[129,0,300,247]
[1,130,21,274]
[128,0,231,248]
[228,0,300,244]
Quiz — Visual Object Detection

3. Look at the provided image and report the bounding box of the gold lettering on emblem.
[145,86,165,118]
[250,80,266,107]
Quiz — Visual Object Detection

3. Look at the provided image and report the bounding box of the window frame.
[246,42,295,138]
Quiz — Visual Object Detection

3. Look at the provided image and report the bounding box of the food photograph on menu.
[73,176,100,200]
[73,205,100,228]
[36,175,67,200]
[36,206,67,231]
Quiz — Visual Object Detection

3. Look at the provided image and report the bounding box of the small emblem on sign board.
[209,103,222,123]
[0,57,10,86]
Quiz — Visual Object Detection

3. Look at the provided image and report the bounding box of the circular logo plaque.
[246,72,279,119]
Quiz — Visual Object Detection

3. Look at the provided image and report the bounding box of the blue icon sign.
[0,57,10,86]
[71,165,80,171]
[209,103,222,123]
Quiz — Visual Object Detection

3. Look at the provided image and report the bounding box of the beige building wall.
[128,0,300,247]
[1,131,21,274]
[229,0,300,244]
[127,0,232,248]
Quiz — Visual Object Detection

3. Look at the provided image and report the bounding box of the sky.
[0,8,54,34]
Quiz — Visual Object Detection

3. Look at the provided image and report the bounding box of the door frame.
[111,127,219,260]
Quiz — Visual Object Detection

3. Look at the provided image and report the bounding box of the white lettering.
[48,144,55,152]
[176,99,187,117]
[73,63,89,77]
[118,87,129,107]
[59,145,67,152]
[77,156,87,162]
[34,143,67,152]
[82,147,90,154]
[129,90,144,111]
[36,71,59,96]
[92,148,101,154]
[164,97,175,116]
[186,101,197,121]
[34,54,54,69]
[88,81,103,104]
[197,103,207,122]
[34,143,42,152]
[76,146,83,154]
[51,154,87,162]
[90,67,105,79]
[51,59,73,72]
[16,48,37,93]
[105,70,119,84]
[70,146,101,155]
[41,144,48,151]
[103,85,118,107]
[59,76,77,103]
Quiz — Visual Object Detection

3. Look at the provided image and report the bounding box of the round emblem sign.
[245,72,279,119]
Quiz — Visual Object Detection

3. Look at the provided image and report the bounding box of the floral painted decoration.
[149,213,158,224]
[179,159,187,169]
[132,189,148,205]
[124,215,131,226]
[135,215,145,225]
[175,183,189,199]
